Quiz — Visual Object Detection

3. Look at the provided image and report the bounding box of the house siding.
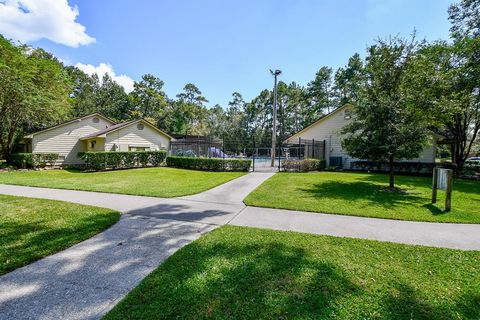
[31,116,113,165]
[104,123,170,152]
[286,106,436,168]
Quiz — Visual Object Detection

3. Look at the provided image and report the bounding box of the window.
[129,146,149,151]
[92,117,100,123]
[137,123,144,130]
[90,140,96,149]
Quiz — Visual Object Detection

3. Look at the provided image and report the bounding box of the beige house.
[24,113,172,166]
[284,104,437,168]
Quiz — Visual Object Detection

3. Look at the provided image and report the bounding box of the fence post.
[323,140,326,160]
[222,135,225,171]
[312,138,315,159]
[197,137,200,157]
[252,137,255,172]
[299,137,302,160]
[432,167,438,203]
[278,141,281,171]
[445,169,453,211]
[207,136,211,158]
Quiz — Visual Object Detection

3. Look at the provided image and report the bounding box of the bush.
[34,153,59,168]
[78,151,167,171]
[9,153,59,169]
[10,153,33,168]
[166,156,251,172]
[281,159,326,172]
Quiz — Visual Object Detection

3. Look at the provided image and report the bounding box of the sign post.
[445,169,453,212]
[432,168,453,211]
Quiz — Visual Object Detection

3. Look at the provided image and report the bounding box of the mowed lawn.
[0,167,245,198]
[0,194,119,275]
[244,172,480,223]
[105,226,480,320]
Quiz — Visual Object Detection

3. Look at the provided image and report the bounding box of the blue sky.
[1,0,453,107]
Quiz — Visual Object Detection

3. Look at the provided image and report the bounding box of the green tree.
[225,92,248,148]
[245,89,272,146]
[175,83,209,135]
[65,66,99,117]
[448,0,480,38]
[417,39,480,170]
[307,66,333,120]
[333,53,365,106]
[0,36,71,161]
[206,104,227,138]
[341,36,431,190]
[94,74,133,121]
[129,74,168,120]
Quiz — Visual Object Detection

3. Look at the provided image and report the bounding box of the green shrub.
[10,153,33,168]
[281,159,326,172]
[78,151,167,171]
[10,153,59,169]
[166,156,251,172]
[33,153,59,168]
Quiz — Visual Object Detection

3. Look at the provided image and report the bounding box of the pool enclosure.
[169,136,325,171]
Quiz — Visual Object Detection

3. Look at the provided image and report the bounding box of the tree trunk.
[389,155,395,190]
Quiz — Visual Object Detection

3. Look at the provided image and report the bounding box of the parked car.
[467,157,480,162]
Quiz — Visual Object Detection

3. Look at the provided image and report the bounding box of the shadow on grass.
[107,241,360,319]
[299,180,426,210]
[107,235,480,320]
[383,283,480,320]
[0,211,118,275]
[421,203,446,215]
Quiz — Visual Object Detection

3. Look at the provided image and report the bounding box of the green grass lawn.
[0,194,119,275]
[244,171,480,223]
[105,226,480,320]
[0,167,245,198]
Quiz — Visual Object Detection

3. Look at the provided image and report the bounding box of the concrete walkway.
[230,206,480,251]
[1,171,480,319]
[180,172,275,204]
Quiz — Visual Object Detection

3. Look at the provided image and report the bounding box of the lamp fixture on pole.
[270,69,282,167]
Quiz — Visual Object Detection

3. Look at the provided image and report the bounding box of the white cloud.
[75,62,135,93]
[0,0,95,47]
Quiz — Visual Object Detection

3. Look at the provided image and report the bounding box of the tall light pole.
[270,69,282,167]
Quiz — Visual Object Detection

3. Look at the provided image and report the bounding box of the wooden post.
[432,167,438,204]
[445,169,453,212]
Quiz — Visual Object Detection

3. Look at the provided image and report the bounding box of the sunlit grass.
[0,167,245,198]
[0,194,119,275]
[105,226,480,320]
[244,171,480,223]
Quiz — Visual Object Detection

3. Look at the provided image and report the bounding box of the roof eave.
[80,134,107,140]
[283,104,353,142]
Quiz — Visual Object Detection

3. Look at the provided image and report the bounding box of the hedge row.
[166,156,251,172]
[10,153,59,169]
[78,151,167,171]
[281,159,326,172]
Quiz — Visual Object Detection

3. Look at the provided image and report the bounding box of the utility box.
[437,168,449,190]
[329,157,343,168]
